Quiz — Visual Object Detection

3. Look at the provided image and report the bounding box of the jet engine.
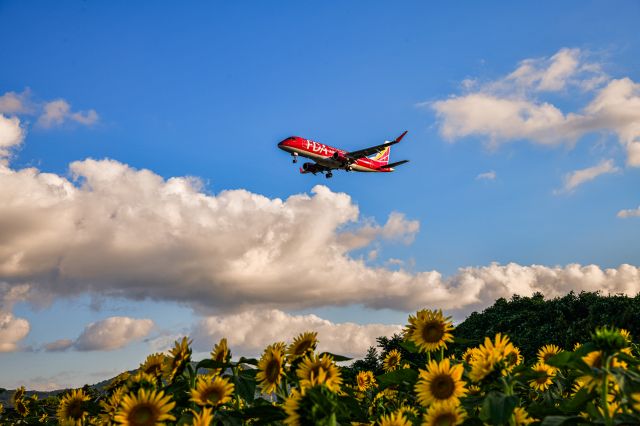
[302,162,322,173]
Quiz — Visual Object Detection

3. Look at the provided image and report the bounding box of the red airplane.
[277,131,409,178]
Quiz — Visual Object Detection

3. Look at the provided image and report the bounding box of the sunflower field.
[3,308,640,425]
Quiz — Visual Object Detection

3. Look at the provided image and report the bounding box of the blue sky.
[1,1,640,390]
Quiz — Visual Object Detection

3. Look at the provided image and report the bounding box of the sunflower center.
[535,374,549,384]
[294,341,312,356]
[67,400,85,419]
[203,387,223,405]
[434,413,457,426]
[421,321,445,343]
[265,359,281,382]
[431,374,455,399]
[129,403,159,426]
[543,353,555,363]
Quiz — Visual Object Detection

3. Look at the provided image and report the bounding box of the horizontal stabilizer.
[379,160,409,169]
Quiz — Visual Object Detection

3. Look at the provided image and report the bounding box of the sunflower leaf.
[376,368,418,389]
[317,352,352,362]
[479,391,517,425]
[540,415,590,426]
[398,340,419,354]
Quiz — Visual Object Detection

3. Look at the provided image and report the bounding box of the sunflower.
[100,386,127,424]
[115,388,176,426]
[397,404,419,418]
[467,385,482,396]
[15,399,28,417]
[256,342,286,394]
[356,370,376,391]
[287,331,318,361]
[190,375,235,407]
[528,362,555,391]
[573,342,582,351]
[415,358,467,406]
[297,353,343,392]
[631,392,640,411]
[378,411,411,426]
[191,407,214,426]
[57,389,90,426]
[127,371,158,392]
[422,400,466,426]
[283,388,304,426]
[537,344,562,366]
[512,407,534,425]
[108,372,132,392]
[12,386,25,404]
[163,337,192,382]
[210,338,231,375]
[620,328,632,343]
[0,402,3,415]
[405,309,454,353]
[468,333,516,382]
[140,353,165,377]
[461,347,478,364]
[383,349,402,372]
[504,346,523,371]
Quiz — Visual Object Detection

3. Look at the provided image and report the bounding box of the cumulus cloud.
[476,170,496,181]
[556,159,620,193]
[192,309,402,358]
[617,206,640,218]
[1,158,640,318]
[0,312,30,352]
[37,99,98,128]
[42,317,154,352]
[0,114,25,163]
[0,90,32,115]
[430,48,640,166]
[73,317,154,351]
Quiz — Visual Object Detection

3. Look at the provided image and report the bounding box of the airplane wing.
[347,131,407,160]
[378,160,409,169]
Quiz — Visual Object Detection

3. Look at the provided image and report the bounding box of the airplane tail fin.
[371,146,391,165]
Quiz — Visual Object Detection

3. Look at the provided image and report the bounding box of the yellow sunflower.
[504,346,523,372]
[528,362,555,391]
[114,388,176,426]
[56,389,91,426]
[0,402,3,415]
[210,338,231,375]
[405,309,454,353]
[467,385,482,396]
[256,342,286,394]
[286,331,318,361]
[107,372,132,392]
[461,347,478,364]
[631,392,640,411]
[57,389,90,426]
[127,371,158,391]
[163,337,192,382]
[378,411,411,426]
[140,353,165,377]
[537,344,562,366]
[397,404,419,418]
[468,333,516,382]
[15,399,29,417]
[573,342,582,351]
[297,353,343,392]
[356,370,376,391]
[283,388,304,426]
[415,358,467,406]
[190,375,235,407]
[620,328,632,343]
[100,386,127,424]
[422,400,466,426]
[12,386,26,404]
[383,349,402,372]
[512,407,534,425]
[191,407,214,426]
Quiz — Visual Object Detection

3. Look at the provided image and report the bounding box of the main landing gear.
[325,171,333,179]
[291,152,298,164]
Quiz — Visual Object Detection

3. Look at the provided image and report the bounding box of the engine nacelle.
[302,162,321,173]
[332,151,349,162]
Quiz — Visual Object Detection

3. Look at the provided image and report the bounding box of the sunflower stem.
[601,355,611,426]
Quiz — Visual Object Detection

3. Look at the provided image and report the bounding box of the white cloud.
[73,317,154,351]
[0,90,32,115]
[0,312,30,352]
[43,338,75,352]
[430,48,640,166]
[192,309,402,358]
[0,114,25,163]
[556,159,620,193]
[476,170,496,180]
[37,99,98,128]
[617,206,640,218]
[1,158,640,318]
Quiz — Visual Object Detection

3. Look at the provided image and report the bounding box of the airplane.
[277,131,409,178]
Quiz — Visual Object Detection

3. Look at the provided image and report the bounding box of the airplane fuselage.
[277,136,393,172]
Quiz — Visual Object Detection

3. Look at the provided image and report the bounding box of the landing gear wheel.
[326,172,333,179]
[292,153,298,164]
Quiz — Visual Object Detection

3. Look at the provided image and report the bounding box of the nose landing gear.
[291,152,298,164]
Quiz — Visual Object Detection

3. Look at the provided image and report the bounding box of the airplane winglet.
[395,130,408,143]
